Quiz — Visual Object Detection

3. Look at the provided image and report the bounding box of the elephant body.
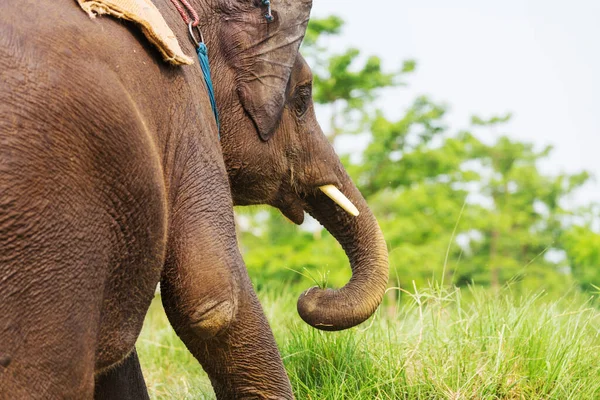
[0,0,388,398]
[1,0,236,396]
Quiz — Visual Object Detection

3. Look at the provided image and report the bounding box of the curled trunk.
[297,172,389,331]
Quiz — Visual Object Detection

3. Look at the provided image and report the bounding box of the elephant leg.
[159,168,293,399]
[94,349,149,400]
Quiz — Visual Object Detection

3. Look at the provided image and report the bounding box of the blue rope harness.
[262,0,274,22]
[196,43,220,134]
[189,23,220,137]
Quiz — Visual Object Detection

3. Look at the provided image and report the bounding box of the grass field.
[137,284,600,399]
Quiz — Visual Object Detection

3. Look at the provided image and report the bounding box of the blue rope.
[262,0,273,22]
[196,43,220,136]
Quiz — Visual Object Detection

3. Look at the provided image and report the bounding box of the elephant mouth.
[276,184,360,225]
[274,186,307,225]
[279,200,306,225]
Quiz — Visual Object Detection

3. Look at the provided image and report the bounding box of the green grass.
[137,285,600,399]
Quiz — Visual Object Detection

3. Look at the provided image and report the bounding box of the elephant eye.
[293,84,312,117]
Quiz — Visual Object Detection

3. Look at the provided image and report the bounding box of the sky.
[309,0,599,206]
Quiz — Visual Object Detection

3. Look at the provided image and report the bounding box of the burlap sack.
[76,0,193,65]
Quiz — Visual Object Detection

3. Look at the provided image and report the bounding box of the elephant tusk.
[319,185,360,217]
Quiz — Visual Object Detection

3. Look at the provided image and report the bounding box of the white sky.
[310,0,599,206]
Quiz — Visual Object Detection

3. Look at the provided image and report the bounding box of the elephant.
[0,0,389,399]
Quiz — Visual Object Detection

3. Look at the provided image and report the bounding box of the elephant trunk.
[298,171,389,331]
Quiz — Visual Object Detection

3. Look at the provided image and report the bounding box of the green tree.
[461,115,589,291]
[562,205,600,291]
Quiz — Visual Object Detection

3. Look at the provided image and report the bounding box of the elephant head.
[198,0,390,330]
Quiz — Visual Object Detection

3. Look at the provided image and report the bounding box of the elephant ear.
[219,0,313,141]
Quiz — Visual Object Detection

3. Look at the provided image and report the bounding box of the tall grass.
[137,301,212,399]
[137,284,600,399]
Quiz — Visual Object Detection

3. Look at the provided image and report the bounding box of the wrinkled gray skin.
[0,0,388,399]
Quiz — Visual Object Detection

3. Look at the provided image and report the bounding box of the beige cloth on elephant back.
[76,0,193,65]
